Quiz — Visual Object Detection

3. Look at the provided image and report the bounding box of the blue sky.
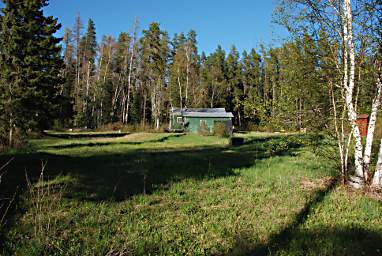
[3,0,289,54]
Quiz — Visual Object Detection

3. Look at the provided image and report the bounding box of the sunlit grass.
[2,132,381,255]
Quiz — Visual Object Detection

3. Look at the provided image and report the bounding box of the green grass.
[1,132,381,255]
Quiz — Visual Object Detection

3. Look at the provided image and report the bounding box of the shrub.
[0,128,27,153]
[0,158,15,230]
[96,122,124,132]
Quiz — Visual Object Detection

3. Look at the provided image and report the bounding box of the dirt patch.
[345,185,382,201]
[300,176,335,191]
[122,132,152,140]
[94,132,154,142]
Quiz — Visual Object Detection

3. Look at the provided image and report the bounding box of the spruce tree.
[74,18,97,128]
[60,28,76,127]
[0,0,63,146]
[226,45,242,125]
[141,23,169,129]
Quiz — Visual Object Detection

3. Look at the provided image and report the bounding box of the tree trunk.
[364,73,382,174]
[177,67,183,109]
[343,0,365,182]
[372,139,382,187]
[126,21,137,123]
[185,44,190,108]
[9,116,13,147]
[155,117,160,130]
[142,93,147,127]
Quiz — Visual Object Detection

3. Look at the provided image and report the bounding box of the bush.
[213,122,231,137]
[96,122,124,132]
[0,128,27,153]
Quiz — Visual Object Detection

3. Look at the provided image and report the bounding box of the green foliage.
[74,18,98,128]
[54,14,377,135]
[0,0,64,147]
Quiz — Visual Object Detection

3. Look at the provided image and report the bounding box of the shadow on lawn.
[43,131,129,139]
[0,135,301,202]
[231,177,382,256]
[233,226,382,256]
[0,134,303,239]
[45,133,185,150]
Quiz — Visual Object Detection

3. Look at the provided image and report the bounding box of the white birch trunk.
[343,0,365,181]
[177,67,183,109]
[9,116,13,147]
[364,74,382,173]
[126,20,138,123]
[372,139,382,187]
[185,43,190,108]
[97,47,104,82]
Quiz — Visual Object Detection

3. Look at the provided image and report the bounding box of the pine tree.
[201,46,226,108]
[141,23,169,129]
[97,35,115,124]
[0,0,63,146]
[226,45,243,126]
[114,32,131,124]
[60,28,76,127]
[74,18,97,128]
[241,49,266,127]
[185,30,200,107]
[169,32,187,109]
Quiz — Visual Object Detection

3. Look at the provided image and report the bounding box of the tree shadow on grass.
[0,134,305,248]
[0,135,303,203]
[44,133,185,150]
[230,177,382,256]
[233,225,382,256]
[43,131,129,139]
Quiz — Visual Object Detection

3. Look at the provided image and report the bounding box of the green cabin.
[169,108,234,134]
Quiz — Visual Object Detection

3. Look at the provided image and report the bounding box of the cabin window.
[200,120,207,126]
[177,117,183,123]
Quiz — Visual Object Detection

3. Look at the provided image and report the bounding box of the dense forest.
[59,16,377,132]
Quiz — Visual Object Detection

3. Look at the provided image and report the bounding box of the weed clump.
[213,122,231,138]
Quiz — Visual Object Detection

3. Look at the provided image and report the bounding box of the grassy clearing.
[1,132,381,255]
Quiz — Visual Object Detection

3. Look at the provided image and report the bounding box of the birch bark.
[364,74,382,174]
[343,0,365,180]
[372,140,382,187]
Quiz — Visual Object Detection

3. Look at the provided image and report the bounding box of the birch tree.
[276,0,382,188]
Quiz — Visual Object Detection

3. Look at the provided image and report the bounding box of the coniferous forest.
[58,17,376,133]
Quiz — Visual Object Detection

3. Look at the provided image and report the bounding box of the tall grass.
[1,132,381,255]
[0,158,16,228]
[25,162,65,245]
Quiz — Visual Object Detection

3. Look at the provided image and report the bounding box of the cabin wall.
[170,114,184,131]
[184,117,232,133]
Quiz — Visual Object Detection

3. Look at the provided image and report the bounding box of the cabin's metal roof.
[183,112,234,118]
[171,108,233,118]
